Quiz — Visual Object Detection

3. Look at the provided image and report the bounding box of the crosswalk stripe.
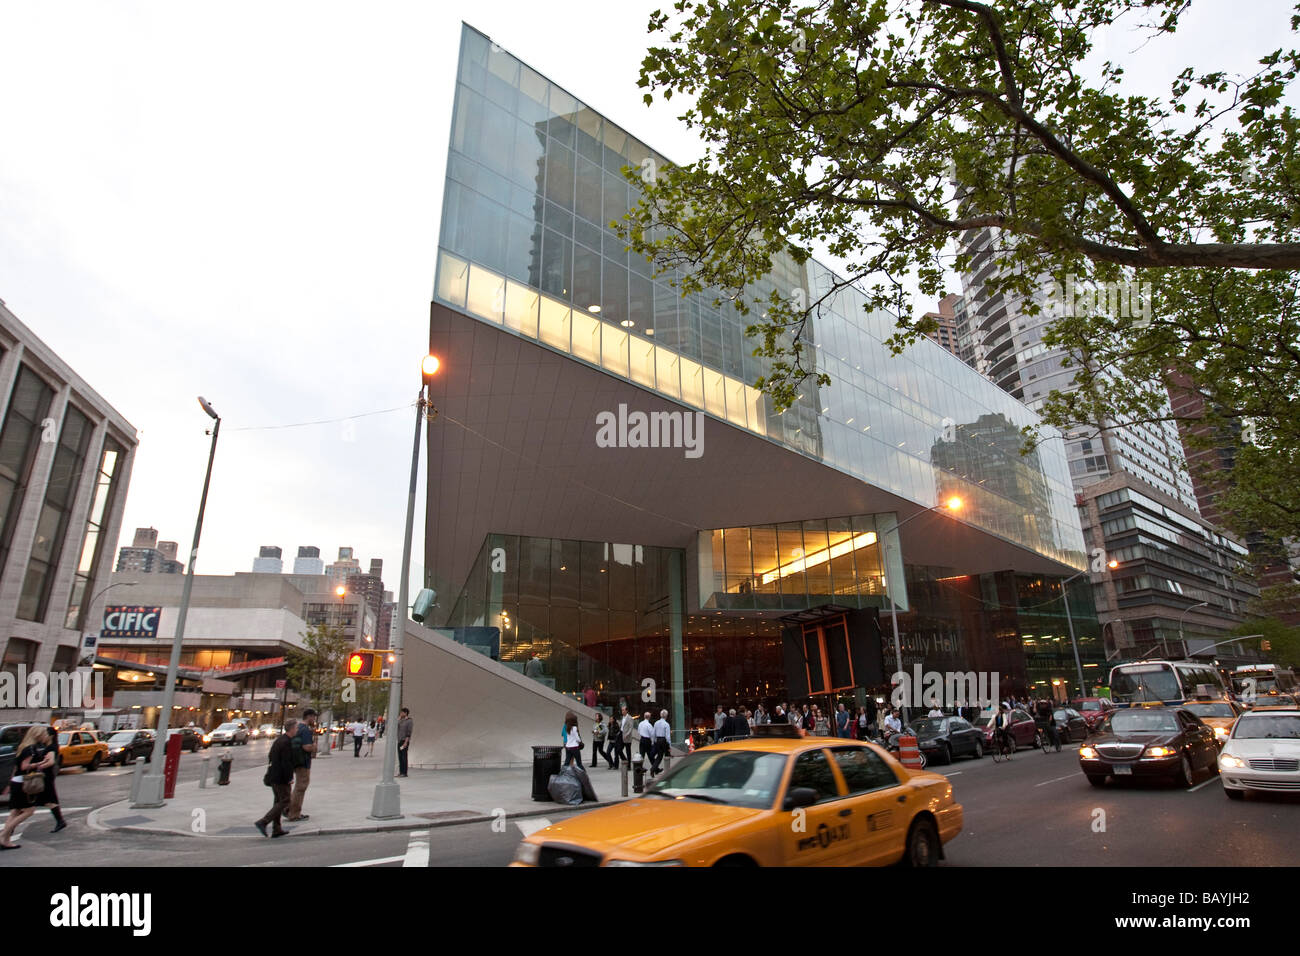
[515,817,552,837]
[331,855,406,868]
[402,830,430,868]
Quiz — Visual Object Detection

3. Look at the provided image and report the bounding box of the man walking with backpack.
[255,719,298,838]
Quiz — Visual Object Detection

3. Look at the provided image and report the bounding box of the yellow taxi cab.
[57,729,110,771]
[512,725,962,867]
[1179,698,1244,747]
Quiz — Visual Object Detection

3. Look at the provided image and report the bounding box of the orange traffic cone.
[687,734,696,752]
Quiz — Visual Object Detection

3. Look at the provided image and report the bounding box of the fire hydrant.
[632,753,645,793]
[217,751,233,786]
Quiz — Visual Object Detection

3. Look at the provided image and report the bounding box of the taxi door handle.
[897,795,907,803]
[838,808,852,818]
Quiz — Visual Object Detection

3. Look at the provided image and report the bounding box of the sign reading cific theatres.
[102,605,163,639]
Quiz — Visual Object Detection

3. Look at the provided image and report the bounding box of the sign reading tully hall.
[102,605,163,639]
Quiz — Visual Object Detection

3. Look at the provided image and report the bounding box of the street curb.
[86,797,630,839]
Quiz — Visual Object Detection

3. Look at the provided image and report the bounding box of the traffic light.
[411,588,437,623]
[1261,640,1272,652]
[345,650,382,679]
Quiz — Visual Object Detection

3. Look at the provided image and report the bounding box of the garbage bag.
[547,768,584,805]
[547,765,598,805]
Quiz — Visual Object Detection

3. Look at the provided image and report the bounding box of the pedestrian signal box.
[346,650,382,679]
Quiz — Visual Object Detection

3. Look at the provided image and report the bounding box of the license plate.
[1114,765,1132,775]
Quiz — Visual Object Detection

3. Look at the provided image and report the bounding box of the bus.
[1107,660,1231,706]
[1231,664,1298,704]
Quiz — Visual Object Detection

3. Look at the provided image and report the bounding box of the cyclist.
[1034,698,1060,751]
[993,705,1015,757]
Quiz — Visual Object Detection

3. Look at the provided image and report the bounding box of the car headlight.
[513,843,540,865]
[1079,746,1098,759]
[1213,726,1229,739]
[605,859,685,867]
[1144,746,1176,758]
[1219,754,1246,769]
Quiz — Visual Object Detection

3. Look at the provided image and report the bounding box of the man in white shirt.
[351,719,365,757]
[652,710,671,774]
[619,706,635,765]
[713,705,726,743]
[637,712,656,773]
[883,709,902,736]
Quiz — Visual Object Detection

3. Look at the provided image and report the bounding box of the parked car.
[972,708,1039,751]
[58,730,110,771]
[907,716,985,763]
[1068,697,1116,733]
[205,722,249,746]
[1052,707,1090,743]
[1078,704,1218,788]
[105,729,157,766]
[167,727,204,752]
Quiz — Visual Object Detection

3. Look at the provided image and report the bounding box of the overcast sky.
[0,2,1288,604]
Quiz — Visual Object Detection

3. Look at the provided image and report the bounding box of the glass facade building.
[427,25,1100,734]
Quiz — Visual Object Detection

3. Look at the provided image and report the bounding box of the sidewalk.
[87,739,635,839]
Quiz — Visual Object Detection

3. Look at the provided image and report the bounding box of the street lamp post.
[1177,602,1210,658]
[133,397,220,808]
[317,584,349,759]
[371,354,440,820]
[884,496,964,726]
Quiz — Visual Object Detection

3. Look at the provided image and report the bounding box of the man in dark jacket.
[255,718,298,837]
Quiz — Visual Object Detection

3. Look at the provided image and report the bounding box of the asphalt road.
[3,738,1297,867]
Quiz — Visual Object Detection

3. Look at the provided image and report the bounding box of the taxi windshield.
[1183,703,1234,718]
[1107,710,1179,734]
[645,750,788,809]
[1233,715,1300,739]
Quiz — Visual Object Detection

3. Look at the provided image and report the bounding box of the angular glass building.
[425,25,1102,736]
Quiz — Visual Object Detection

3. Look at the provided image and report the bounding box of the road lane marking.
[516,817,552,837]
[1188,776,1220,792]
[331,855,406,867]
[939,771,962,777]
[1034,773,1081,787]
[403,830,430,868]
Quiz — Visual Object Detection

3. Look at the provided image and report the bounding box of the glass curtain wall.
[434,24,1085,571]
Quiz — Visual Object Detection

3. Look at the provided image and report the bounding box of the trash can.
[531,746,562,801]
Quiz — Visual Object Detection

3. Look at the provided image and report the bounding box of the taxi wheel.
[904,817,940,867]
[88,754,101,772]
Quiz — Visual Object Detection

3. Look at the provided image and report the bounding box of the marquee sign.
[102,605,163,639]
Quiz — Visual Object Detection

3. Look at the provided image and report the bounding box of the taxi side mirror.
[783,787,819,811]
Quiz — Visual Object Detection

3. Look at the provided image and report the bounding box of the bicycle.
[1034,723,1061,753]
[991,730,1015,762]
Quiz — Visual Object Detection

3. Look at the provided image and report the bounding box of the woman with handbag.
[562,712,584,769]
[1,726,62,849]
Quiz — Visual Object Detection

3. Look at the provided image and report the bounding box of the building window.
[65,437,125,631]
[19,405,94,622]
[1,637,38,682]
[0,366,56,580]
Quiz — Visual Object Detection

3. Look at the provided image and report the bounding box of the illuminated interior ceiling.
[757,531,878,585]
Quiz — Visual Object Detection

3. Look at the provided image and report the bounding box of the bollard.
[217,751,233,785]
[199,754,211,789]
[621,760,628,798]
[632,754,645,794]
[128,756,147,804]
